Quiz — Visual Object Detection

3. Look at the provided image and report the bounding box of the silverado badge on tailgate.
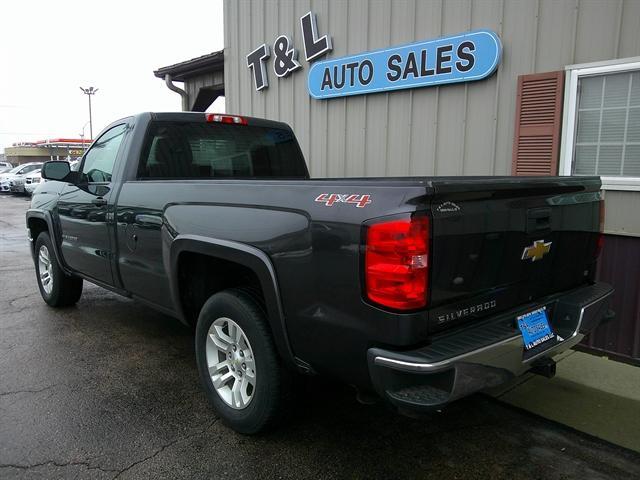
[521,239,552,262]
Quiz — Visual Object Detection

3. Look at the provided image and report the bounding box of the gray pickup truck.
[27,112,613,434]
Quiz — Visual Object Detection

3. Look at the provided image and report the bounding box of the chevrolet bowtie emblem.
[521,240,552,262]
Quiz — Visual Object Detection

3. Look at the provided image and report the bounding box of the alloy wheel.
[206,317,257,409]
[38,245,54,295]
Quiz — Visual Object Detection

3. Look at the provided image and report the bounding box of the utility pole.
[79,121,90,151]
[79,87,98,140]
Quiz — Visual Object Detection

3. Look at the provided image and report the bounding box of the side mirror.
[41,161,73,182]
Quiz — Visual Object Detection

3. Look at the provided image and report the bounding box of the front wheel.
[195,289,291,434]
[34,232,83,307]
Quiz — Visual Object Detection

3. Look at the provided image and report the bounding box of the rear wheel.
[195,289,291,434]
[34,232,83,307]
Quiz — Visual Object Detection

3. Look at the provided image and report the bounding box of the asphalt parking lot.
[1,193,639,480]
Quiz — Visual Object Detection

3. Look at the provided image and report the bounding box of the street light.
[79,86,98,140]
[79,121,90,151]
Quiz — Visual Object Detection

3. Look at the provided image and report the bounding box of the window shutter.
[511,71,565,176]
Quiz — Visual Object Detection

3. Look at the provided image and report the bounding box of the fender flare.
[168,234,297,368]
[25,209,73,275]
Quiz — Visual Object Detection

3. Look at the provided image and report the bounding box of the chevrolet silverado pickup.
[27,112,613,434]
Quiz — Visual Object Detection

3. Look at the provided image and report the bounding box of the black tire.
[195,288,291,434]
[34,232,83,307]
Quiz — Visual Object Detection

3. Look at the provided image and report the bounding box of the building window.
[561,58,640,191]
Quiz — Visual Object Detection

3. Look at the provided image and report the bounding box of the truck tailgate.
[427,176,603,332]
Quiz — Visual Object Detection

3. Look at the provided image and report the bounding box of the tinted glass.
[82,124,127,182]
[138,121,308,179]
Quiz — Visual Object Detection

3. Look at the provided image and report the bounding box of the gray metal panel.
[618,0,640,58]
[237,0,252,116]
[325,0,349,177]
[574,0,621,64]
[343,0,368,177]
[603,191,640,237]
[223,0,640,232]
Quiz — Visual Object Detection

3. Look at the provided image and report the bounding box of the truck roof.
[144,112,293,131]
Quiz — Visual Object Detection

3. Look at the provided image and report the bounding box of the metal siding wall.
[604,191,640,237]
[618,0,640,58]
[465,0,503,176]
[435,1,470,176]
[224,0,640,181]
[574,0,621,64]
[386,0,413,177]
[410,0,443,176]
[343,0,368,177]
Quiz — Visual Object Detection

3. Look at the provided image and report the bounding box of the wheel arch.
[26,210,71,274]
[169,235,297,369]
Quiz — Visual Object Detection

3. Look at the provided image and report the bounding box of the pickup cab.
[27,112,613,434]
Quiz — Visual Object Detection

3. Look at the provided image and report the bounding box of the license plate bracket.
[517,307,555,350]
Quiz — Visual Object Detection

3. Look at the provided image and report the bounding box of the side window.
[19,166,36,174]
[81,124,127,183]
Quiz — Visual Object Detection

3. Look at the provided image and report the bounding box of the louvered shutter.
[511,71,565,176]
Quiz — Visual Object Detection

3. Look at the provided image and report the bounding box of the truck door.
[57,123,128,285]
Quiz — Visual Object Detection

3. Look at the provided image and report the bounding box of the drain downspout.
[164,74,189,111]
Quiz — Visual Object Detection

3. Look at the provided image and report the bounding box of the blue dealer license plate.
[517,307,555,350]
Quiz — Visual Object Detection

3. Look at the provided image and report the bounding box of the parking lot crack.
[0,384,56,397]
[112,418,218,480]
[0,459,119,474]
[111,418,219,479]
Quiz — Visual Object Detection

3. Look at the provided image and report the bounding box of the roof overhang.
[154,50,224,82]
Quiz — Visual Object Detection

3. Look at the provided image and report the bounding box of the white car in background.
[0,163,42,193]
[23,169,43,195]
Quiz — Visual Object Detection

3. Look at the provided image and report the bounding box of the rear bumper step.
[367,282,614,413]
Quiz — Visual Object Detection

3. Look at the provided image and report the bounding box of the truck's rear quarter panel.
[115,179,431,386]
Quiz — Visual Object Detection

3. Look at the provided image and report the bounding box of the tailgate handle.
[526,207,551,233]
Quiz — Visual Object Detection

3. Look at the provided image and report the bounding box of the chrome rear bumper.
[367,282,614,413]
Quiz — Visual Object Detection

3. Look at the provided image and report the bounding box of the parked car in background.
[0,166,13,174]
[23,169,42,196]
[0,163,43,192]
[0,161,13,169]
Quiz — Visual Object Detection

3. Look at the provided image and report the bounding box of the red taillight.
[205,113,248,125]
[364,216,429,310]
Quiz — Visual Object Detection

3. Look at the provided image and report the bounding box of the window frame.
[136,120,310,181]
[79,122,128,184]
[560,57,640,191]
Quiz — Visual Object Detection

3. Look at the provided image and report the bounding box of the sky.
[0,0,225,151]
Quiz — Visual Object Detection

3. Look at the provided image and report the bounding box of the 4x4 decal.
[315,193,372,208]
